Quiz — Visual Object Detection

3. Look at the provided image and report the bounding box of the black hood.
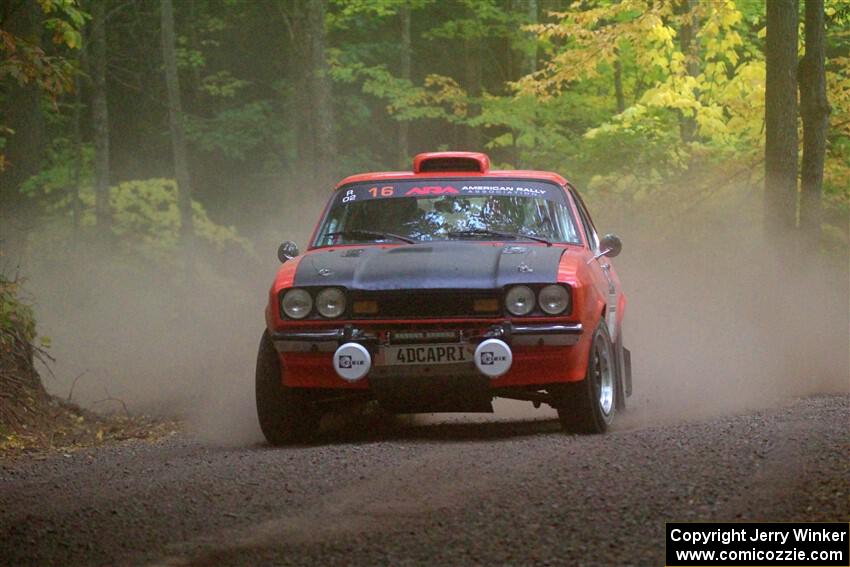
[293,242,564,291]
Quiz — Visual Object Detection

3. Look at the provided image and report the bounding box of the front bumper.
[270,321,583,352]
[271,320,590,390]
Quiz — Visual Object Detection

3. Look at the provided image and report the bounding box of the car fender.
[266,255,304,331]
[557,249,606,327]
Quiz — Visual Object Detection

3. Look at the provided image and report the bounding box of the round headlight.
[282,288,313,319]
[538,284,570,315]
[505,285,535,316]
[316,287,346,318]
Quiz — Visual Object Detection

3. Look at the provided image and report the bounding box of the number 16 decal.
[368,186,395,197]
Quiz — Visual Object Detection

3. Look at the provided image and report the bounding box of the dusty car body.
[257,151,630,443]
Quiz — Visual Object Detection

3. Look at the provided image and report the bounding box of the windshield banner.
[334,179,565,206]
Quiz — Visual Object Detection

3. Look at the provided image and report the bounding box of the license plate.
[378,344,470,366]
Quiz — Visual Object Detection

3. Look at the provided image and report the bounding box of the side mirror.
[278,241,299,263]
[599,234,623,258]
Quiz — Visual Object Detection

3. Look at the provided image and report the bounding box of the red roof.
[335,152,569,189]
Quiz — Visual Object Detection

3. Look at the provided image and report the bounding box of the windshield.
[313,179,581,247]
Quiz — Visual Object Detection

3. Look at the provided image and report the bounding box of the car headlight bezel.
[281,288,313,319]
[538,284,571,315]
[316,287,347,318]
[504,285,536,316]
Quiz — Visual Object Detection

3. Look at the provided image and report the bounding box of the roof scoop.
[413,151,490,173]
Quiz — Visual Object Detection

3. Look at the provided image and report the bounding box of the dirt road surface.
[1,395,848,566]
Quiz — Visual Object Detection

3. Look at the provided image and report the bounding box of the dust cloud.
[19,192,324,446]
[611,184,849,427]
[18,178,849,443]
[419,183,849,429]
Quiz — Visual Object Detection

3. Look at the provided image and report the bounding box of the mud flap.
[614,332,630,410]
[369,373,494,414]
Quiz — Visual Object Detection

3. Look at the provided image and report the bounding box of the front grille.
[350,290,501,319]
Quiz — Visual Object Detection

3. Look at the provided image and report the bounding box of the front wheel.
[552,321,616,434]
[255,331,320,445]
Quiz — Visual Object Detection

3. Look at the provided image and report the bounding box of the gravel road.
[1,395,847,566]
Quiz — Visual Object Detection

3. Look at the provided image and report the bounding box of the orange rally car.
[257,152,630,444]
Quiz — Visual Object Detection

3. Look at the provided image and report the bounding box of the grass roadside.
[0,401,180,457]
[1,275,179,457]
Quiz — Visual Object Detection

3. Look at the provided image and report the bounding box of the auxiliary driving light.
[333,342,371,382]
[474,339,513,379]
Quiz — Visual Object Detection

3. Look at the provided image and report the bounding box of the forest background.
[1,0,847,440]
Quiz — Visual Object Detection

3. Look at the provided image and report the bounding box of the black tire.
[255,331,320,445]
[552,321,617,434]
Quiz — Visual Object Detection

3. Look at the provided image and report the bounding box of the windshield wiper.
[323,229,415,244]
[447,229,552,246]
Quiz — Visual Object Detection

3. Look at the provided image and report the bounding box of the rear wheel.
[552,321,616,434]
[255,331,320,445]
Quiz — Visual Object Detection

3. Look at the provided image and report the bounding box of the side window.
[569,187,599,250]
[551,201,580,243]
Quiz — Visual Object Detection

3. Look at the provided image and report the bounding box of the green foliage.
[8,0,850,257]
[176,42,206,71]
[326,0,846,247]
[185,101,273,160]
[0,276,36,347]
[108,179,253,262]
[21,143,253,264]
[199,71,250,98]
[423,0,520,40]
[39,0,88,49]
[0,0,86,172]
[328,0,418,29]
[0,0,86,96]
[20,137,92,203]
[512,0,767,165]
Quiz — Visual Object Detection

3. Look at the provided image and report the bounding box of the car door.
[568,187,621,342]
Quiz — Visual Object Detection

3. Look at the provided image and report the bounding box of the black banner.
[334,179,567,206]
[666,522,849,566]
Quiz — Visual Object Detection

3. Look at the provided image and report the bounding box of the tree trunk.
[91,0,111,239]
[284,3,313,186]
[71,51,85,236]
[521,0,538,76]
[307,0,336,186]
[613,51,625,113]
[0,0,44,252]
[161,0,194,248]
[799,0,829,243]
[398,5,411,168]
[677,0,700,142]
[511,0,538,166]
[187,0,203,103]
[764,0,799,237]
[464,37,482,150]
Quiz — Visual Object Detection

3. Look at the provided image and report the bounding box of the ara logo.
[404,186,459,196]
[480,351,507,366]
[338,355,364,369]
